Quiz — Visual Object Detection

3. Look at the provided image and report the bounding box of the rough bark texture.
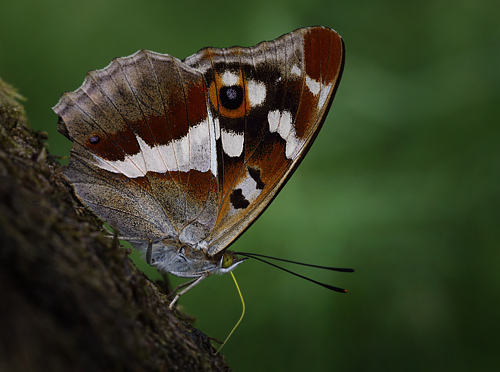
[0,77,231,372]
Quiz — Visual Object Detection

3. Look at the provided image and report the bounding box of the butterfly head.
[150,240,247,278]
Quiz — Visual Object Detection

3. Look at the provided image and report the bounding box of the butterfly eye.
[219,85,243,110]
[89,134,100,145]
[221,252,234,268]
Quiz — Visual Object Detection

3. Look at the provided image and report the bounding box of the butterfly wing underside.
[54,51,222,247]
[54,26,344,258]
[184,26,344,255]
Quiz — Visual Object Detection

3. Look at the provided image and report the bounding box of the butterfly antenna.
[235,252,353,293]
[235,252,354,272]
[214,271,245,355]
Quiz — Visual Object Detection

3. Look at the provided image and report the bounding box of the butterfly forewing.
[184,27,344,254]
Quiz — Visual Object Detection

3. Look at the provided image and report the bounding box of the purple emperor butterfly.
[54,26,349,307]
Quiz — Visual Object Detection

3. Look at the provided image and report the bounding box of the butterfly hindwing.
[55,50,222,244]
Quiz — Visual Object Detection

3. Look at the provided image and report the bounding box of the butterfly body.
[54,26,344,294]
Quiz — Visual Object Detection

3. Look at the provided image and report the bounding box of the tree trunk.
[0,77,231,372]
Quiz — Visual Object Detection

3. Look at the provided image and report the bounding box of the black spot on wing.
[230,188,250,209]
[220,85,244,110]
[89,134,101,145]
[248,167,264,190]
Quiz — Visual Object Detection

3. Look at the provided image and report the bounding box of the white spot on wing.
[221,129,244,157]
[189,115,217,176]
[268,110,280,132]
[267,109,304,160]
[285,136,302,159]
[93,115,218,177]
[92,151,146,179]
[138,136,166,174]
[306,76,321,95]
[214,117,221,140]
[247,79,266,107]
[277,111,292,140]
[172,133,189,172]
[221,71,240,86]
[291,64,301,76]
[318,82,333,109]
[207,109,218,175]
[157,139,177,173]
[230,174,262,213]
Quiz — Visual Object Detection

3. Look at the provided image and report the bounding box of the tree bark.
[0,77,231,372]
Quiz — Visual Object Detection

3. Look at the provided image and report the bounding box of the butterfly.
[54,26,347,307]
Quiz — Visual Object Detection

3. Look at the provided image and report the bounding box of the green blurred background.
[2,0,499,370]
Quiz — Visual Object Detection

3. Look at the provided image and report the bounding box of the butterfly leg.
[169,274,208,309]
[145,238,153,265]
